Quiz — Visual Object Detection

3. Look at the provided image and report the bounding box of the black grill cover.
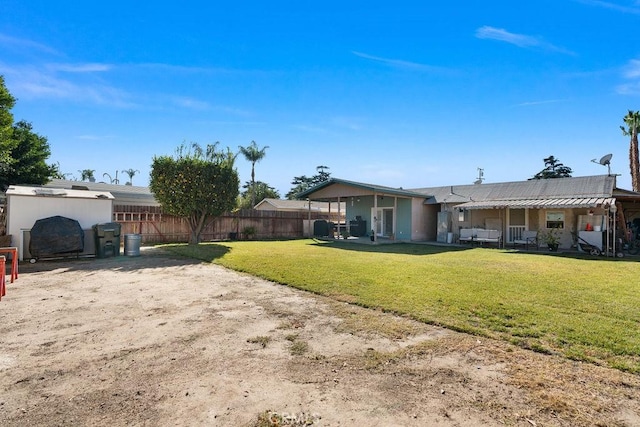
[29,215,84,258]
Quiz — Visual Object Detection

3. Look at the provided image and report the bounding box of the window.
[546,212,565,229]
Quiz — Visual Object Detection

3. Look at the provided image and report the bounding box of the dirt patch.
[1,247,639,426]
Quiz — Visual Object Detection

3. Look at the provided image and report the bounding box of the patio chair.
[513,230,538,250]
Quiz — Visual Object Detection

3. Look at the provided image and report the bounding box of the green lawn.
[164,239,640,373]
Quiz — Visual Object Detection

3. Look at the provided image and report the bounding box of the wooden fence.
[113,205,342,243]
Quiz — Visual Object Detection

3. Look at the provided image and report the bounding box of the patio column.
[336,197,341,238]
[373,192,378,243]
[393,196,397,240]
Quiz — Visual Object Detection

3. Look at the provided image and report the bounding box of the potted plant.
[243,226,257,240]
[541,228,561,251]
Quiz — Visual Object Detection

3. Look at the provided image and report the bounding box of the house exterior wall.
[423,204,440,241]
[343,195,415,240]
[411,198,430,241]
[450,206,604,249]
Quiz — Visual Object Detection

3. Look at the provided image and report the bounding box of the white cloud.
[352,51,450,72]
[617,58,640,95]
[623,59,640,78]
[575,0,640,15]
[516,99,565,107]
[616,81,640,95]
[475,26,575,55]
[0,33,60,55]
[0,64,135,107]
[48,63,112,73]
[172,96,210,110]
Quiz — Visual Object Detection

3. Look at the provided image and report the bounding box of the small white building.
[5,185,114,260]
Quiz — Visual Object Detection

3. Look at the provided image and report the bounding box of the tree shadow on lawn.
[503,248,640,263]
[309,240,474,256]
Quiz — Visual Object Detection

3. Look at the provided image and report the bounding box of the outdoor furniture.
[459,228,475,244]
[0,247,19,283]
[0,256,5,301]
[513,230,538,251]
[475,229,503,248]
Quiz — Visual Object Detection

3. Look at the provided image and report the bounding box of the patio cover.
[456,197,615,210]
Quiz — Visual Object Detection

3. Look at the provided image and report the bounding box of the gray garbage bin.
[93,223,121,258]
[124,234,141,256]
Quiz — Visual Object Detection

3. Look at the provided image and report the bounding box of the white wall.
[7,194,113,260]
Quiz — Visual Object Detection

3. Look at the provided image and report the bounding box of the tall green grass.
[165,240,640,373]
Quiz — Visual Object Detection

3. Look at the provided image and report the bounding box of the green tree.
[621,110,640,192]
[0,76,58,191]
[50,162,72,180]
[0,75,16,182]
[122,168,140,185]
[1,121,56,191]
[78,169,96,182]
[150,142,239,244]
[286,165,331,199]
[530,156,572,180]
[238,140,269,207]
[237,180,280,209]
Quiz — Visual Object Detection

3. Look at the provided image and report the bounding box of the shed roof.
[45,179,158,206]
[6,185,114,200]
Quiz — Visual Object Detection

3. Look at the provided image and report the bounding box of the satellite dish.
[591,153,613,175]
[599,153,612,165]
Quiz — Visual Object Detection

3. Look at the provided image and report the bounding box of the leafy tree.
[150,142,239,244]
[237,180,280,209]
[0,76,58,191]
[122,168,140,185]
[530,156,572,180]
[78,169,96,182]
[621,110,640,192]
[1,120,56,191]
[238,140,269,207]
[286,165,331,199]
[50,162,72,180]
[0,75,15,175]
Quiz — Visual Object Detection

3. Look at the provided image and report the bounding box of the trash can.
[93,222,122,258]
[124,234,141,256]
[313,220,329,237]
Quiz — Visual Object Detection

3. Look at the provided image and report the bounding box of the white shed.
[5,185,114,261]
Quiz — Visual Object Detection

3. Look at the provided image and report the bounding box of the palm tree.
[621,110,640,192]
[122,168,140,185]
[78,169,95,182]
[238,141,269,207]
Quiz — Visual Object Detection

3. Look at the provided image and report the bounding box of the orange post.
[0,256,6,300]
[0,247,18,283]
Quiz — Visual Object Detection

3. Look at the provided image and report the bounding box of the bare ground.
[1,247,639,426]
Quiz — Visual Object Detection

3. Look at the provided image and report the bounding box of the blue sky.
[2,1,640,195]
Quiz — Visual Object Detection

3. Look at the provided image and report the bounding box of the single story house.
[298,175,640,250]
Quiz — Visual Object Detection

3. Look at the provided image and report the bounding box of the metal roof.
[6,185,114,200]
[457,197,615,210]
[411,175,618,205]
[45,179,158,206]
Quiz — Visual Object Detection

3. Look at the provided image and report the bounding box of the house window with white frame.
[546,212,565,229]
